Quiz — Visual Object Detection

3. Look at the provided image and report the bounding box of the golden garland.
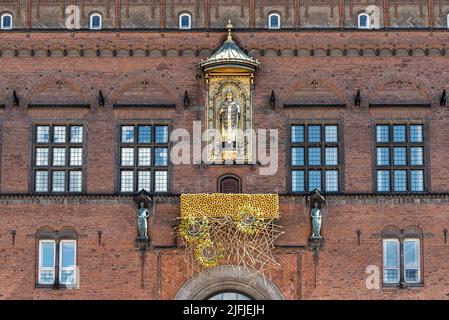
[234,203,264,235]
[194,239,225,268]
[179,217,210,244]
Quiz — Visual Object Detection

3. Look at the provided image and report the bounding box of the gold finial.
[226,19,233,41]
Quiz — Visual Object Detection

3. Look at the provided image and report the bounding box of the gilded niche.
[201,20,259,163]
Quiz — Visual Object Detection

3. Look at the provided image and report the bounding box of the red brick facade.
[1,2,449,300]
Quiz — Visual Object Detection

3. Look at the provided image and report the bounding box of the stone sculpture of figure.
[218,89,241,148]
[137,202,151,239]
[311,203,322,239]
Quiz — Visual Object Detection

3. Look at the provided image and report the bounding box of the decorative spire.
[226,19,233,42]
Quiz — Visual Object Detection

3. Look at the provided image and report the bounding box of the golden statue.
[219,90,241,149]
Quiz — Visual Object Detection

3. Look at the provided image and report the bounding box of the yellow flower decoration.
[234,203,264,235]
[179,218,209,244]
[194,239,224,268]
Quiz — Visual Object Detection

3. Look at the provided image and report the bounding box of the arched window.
[218,174,241,193]
[90,13,102,30]
[1,13,12,30]
[179,13,191,29]
[358,13,370,29]
[268,13,281,29]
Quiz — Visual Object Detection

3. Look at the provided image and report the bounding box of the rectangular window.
[38,240,56,285]
[33,125,84,193]
[59,240,77,285]
[290,124,341,192]
[119,124,169,193]
[375,124,425,193]
[383,239,400,284]
[404,239,420,283]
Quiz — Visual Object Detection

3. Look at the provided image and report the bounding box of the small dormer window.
[358,13,370,29]
[1,13,12,30]
[268,13,281,29]
[90,13,102,30]
[179,13,191,29]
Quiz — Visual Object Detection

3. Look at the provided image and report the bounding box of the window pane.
[410,147,423,166]
[53,126,66,143]
[121,148,134,166]
[292,170,304,192]
[308,147,321,166]
[155,147,168,166]
[61,242,76,268]
[138,148,152,166]
[52,171,65,192]
[121,126,134,143]
[292,170,305,192]
[70,126,83,143]
[121,171,134,192]
[61,270,76,285]
[35,171,48,192]
[70,148,83,166]
[393,147,406,166]
[138,126,152,143]
[377,147,390,166]
[384,240,399,267]
[410,170,424,192]
[359,14,368,27]
[405,269,419,282]
[377,170,390,192]
[291,147,304,166]
[404,240,419,267]
[307,126,321,143]
[291,125,304,143]
[325,147,338,165]
[40,242,55,268]
[2,15,12,28]
[155,126,168,143]
[270,15,279,27]
[69,171,82,192]
[39,270,55,284]
[308,170,321,191]
[52,148,66,166]
[154,171,168,192]
[383,269,399,283]
[393,125,406,142]
[36,126,50,143]
[325,125,338,142]
[410,125,423,142]
[35,148,49,166]
[394,170,407,192]
[376,125,389,143]
[181,15,190,28]
[325,170,338,192]
[138,171,151,192]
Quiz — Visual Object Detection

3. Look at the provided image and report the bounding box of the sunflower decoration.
[235,203,264,235]
[194,239,225,268]
[179,217,209,244]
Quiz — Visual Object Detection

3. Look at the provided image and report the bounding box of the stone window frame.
[30,122,87,194]
[89,12,102,30]
[179,12,192,30]
[358,12,370,29]
[372,122,428,194]
[381,226,424,288]
[35,227,78,289]
[268,12,281,29]
[288,121,344,194]
[116,121,171,194]
[0,12,12,30]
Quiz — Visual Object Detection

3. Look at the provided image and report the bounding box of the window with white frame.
[89,13,102,30]
[0,13,12,30]
[382,237,421,286]
[33,125,84,193]
[268,13,281,29]
[358,13,370,29]
[447,13,449,28]
[38,240,77,287]
[179,13,191,29]
[119,124,169,193]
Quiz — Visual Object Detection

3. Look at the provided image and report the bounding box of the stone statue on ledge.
[137,202,151,239]
[311,203,322,239]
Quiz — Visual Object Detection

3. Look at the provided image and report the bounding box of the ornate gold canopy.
[201,20,260,163]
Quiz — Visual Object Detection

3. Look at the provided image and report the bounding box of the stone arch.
[109,70,178,106]
[23,71,96,107]
[175,265,284,300]
[365,72,433,106]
